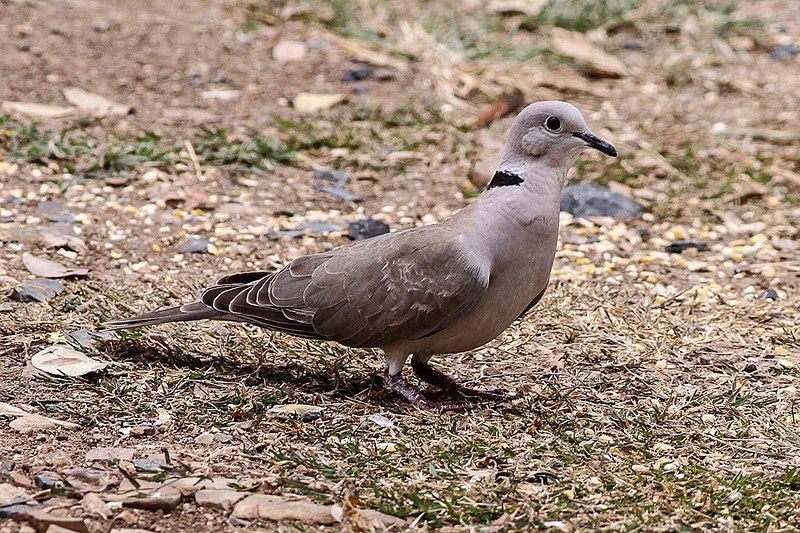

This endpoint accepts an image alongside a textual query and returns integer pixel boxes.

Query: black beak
[573,132,617,157]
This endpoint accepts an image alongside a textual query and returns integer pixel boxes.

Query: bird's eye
[544,116,562,132]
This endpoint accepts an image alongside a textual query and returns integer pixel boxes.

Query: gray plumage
[105,101,617,411]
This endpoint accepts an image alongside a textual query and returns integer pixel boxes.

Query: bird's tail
[103,301,222,330]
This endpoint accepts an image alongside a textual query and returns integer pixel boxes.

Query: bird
[105,101,617,412]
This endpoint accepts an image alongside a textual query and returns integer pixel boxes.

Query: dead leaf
[273,39,307,62]
[472,91,525,130]
[268,404,323,416]
[551,28,629,78]
[62,87,131,116]
[1,101,76,118]
[292,92,347,113]
[31,345,107,377]
[22,253,88,278]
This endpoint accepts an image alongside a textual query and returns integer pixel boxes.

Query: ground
[1,0,799,531]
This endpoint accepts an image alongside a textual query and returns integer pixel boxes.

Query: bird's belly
[397,261,552,356]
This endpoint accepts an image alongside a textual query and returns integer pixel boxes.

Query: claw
[410,360,509,403]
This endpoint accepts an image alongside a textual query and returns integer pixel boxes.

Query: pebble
[130,423,157,437]
[341,65,372,82]
[744,363,757,373]
[85,447,136,462]
[664,240,708,254]
[194,489,247,510]
[759,289,779,300]
[33,472,60,490]
[317,185,362,202]
[81,492,112,519]
[179,237,210,254]
[560,183,643,220]
[122,486,182,512]
[12,278,65,303]
[133,458,167,473]
[232,494,337,524]
[25,510,88,533]
[348,218,389,240]
[195,432,215,445]
[313,168,349,185]
[0,482,33,506]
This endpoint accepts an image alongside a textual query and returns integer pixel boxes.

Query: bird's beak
[573,131,617,157]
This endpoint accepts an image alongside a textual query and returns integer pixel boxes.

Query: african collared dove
[105,101,617,411]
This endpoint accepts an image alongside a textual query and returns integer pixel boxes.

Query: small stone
[272,39,307,62]
[560,183,643,220]
[65,468,116,492]
[34,472,60,490]
[352,85,368,94]
[232,494,336,524]
[313,168,349,185]
[296,220,344,234]
[195,489,247,511]
[132,458,166,473]
[0,503,38,519]
[366,413,393,428]
[664,240,708,254]
[122,486,181,512]
[25,510,89,533]
[64,329,118,350]
[621,39,646,50]
[0,482,33,506]
[179,237,209,254]
[85,447,136,462]
[317,185,362,202]
[744,363,757,373]
[341,65,372,82]
[374,69,396,81]
[81,492,111,519]
[268,404,323,421]
[348,219,389,240]
[129,424,157,437]
[164,477,237,497]
[770,44,800,60]
[12,278,65,303]
[759,289,779,301]
[194,432,215,445]
[10,415,57,434]
[37,201,73,223]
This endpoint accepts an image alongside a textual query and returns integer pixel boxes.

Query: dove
[105,101,617,411]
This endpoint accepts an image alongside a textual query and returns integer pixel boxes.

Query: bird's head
[499,101,616,176]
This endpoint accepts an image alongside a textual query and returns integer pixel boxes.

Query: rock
[34,472,60,490]
[744,363,757,373]
[25,510,88,533]
[296,220,344,234]
[0,482,33,506]
[179,237,210,254]
[1,101,76,119]
[759,289,779,300]
[770,44,800,60]
[64,329,117,350]
[268,404,323,421]
[162,107,216,123]
[10,415,57,433]
[164,477,237,497]
[80,493,111,519]
[194,432,215,445]
[43,526,82,533]
[31,345,106,377]
[65,469,116,492]
[352,85,368,94]
[664,241,708,254]
[341,65,372,82]
[0,223,86,252]
[129,423,157,437]
[292,92,347,114]
[132,458,166,473]
[110,530,155,533]
[22,253,89,278]
[231,494,337,524]
[0,503,37,518]
[200,89,240,101]
[62,87,131,116]
[348,218,389,240]
[374,68,396,81]
[317,185,362,202]
[12,278,65,303]
[121,486,181,512]
[194,489,247,511]
[85,447,136,462]
[313,168,349,185]
[560,183,643,220]
[37,201,73,223]
[621,39,646,50]
[272,39,307,62]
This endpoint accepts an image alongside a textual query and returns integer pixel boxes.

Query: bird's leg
[410,360,508,402]
[383,370,474,412]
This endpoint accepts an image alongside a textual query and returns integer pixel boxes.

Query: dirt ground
[1,0,799,531]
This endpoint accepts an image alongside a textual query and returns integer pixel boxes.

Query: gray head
[496,101,616,177]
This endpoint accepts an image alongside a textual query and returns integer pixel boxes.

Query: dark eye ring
[544,116,562,132]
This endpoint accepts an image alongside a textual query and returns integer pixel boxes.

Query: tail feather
[103,301,221,330]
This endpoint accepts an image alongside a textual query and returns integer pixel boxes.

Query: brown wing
[200,226,489,348]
